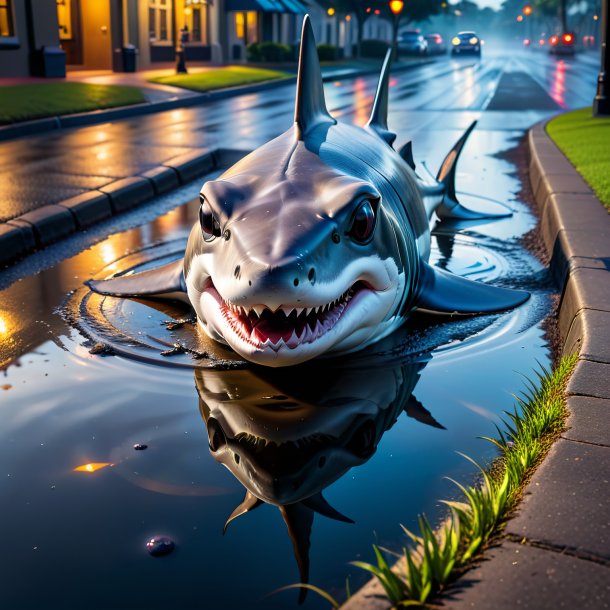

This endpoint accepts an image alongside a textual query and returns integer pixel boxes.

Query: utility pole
[593,0,609,115]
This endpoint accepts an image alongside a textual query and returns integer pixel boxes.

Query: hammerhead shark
[88,15,528,367]
[194,352,440,600]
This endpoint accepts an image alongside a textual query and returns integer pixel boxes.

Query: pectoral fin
[86,258,189,303]
[417,263,529,313]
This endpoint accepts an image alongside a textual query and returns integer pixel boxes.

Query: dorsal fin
[398,140,416,170]
[223,491,263,534]
[294,15,335,139]
[366,48,396,146]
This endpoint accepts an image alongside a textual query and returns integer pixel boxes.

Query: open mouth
[205,280,369,351]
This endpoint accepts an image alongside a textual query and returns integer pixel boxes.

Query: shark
[88,15,529,367]
[194,351,440,599]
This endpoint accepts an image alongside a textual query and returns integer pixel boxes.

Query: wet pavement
[0,48,601,610]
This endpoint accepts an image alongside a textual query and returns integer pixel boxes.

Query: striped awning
[224,0,307,13]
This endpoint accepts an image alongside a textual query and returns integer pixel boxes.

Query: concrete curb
[341,119,610,609]
[0,147,249,266]
[0,60,433,142]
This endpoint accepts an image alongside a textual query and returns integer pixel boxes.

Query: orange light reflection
[74,462,112,473]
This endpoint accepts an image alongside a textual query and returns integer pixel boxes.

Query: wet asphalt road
[0,48,599,224]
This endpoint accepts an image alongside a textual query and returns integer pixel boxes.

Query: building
[0,0,306,77]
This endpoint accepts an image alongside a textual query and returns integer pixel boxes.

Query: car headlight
[452,37,460,46]
[469,36,478,45]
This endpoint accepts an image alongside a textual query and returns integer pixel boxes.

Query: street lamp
[523,5,532,16]
[389,0,404,61]
[593,0,609,115]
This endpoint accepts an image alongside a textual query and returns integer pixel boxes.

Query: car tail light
[469,36,478,44]
[523,39,531,46]
[563,33,573,44]
[539,39,546,46]
[436,35,443,43]
[550,35,559,45]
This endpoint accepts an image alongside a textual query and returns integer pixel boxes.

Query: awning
[224,0,307,14]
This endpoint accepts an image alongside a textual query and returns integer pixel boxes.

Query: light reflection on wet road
[0,49,600,610]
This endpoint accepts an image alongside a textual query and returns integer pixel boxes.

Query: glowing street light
[327,7,335,16]
[523,5,533,16]
[517,14,524,22]
[389,0,405,60]
[389,0,404,15]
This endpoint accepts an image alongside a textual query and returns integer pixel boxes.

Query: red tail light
[523,39,531,46]
[539,39,546,46]
[562,33,573,44]
[550,36,559,45]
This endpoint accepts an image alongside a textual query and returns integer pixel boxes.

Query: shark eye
[347,200,377,244]
[199,197,222,242]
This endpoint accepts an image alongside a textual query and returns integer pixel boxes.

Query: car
[425,33,446,54]
[397,31,428,56]
[451,31,481,56]
[548,33,576,55]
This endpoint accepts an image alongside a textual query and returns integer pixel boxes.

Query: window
[149,0,172,42]
[56,0,72,40]
[0,0,14,37]
[184,2,209,44]
[235,11,258,45]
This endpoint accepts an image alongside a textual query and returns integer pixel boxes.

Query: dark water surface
[0,141,552,609]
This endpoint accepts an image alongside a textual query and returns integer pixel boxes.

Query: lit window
[0,0,14,37]
[149,0,172,42]
[56,0,72,40]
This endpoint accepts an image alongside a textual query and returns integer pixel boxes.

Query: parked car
[425,33,446,54]
[451,31,481,56]
[549,33,576,55]
[397,31,428,56]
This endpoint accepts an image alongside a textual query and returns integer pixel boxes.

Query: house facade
[0,0,306,77]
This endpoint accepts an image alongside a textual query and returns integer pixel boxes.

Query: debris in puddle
[163,315,196,330]
[89,342,114,356]
[133,443,148,451]
[160,343,185,357]
[146,536,175,557]
[1,384,11,391]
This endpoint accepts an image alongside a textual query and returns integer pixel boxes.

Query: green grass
[0,82,145,125]
[547,108,610,208]
[148,66,291,92]
[286,354,578,608]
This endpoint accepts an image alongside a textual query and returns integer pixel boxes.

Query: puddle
[0,156,553,609]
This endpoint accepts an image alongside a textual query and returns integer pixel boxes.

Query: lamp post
[593,0,609,115]
[389,0,405,61]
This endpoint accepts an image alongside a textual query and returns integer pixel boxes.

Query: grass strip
[287,354,578,608]
[148,66,291,92]
[546,108,610,209]
[0,83,145,125]
[353,354,578,607]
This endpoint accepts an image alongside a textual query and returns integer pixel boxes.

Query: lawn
[0,82,145,125]
[546,107,610,208]
[148,66,291,92]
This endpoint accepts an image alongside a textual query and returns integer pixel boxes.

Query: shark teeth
[220,282,366,350]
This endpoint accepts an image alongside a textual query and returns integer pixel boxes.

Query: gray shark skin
[194,353,440,597]
[88,15,529,367]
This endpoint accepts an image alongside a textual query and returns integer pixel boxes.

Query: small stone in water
[89,342,114,356]
[1,384,11,391]
[133,443,148,451]
[146,536,175,557]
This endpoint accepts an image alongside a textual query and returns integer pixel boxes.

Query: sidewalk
[342,120,610,610]
[0,58,433,265]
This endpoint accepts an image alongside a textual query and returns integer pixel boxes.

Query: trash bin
[122,44,138,72]
[39,46,66,78]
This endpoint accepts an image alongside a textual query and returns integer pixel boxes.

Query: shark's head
[184,18,422,367]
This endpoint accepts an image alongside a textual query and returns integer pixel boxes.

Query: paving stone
[507,438,610,559]
[541,192,610,256]
[17,205,76,247]
[445,541,610,610]
[566,359,610,400]
[5,218,36,252]
[564,396,610,447]
[139,166,180,195]
[0,223,29,265]
[163,149,215,183]
[99,177,154,213]
[56,191,113,228]
[550,228,610,289]
[564,309,610,365]
[558,268,610,340]
[534,172,593,207]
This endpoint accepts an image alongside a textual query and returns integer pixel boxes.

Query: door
[80,0,112,70]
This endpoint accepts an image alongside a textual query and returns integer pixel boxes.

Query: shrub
[317,43,339,61]
[246,42,262,62]
[354,39,390,58]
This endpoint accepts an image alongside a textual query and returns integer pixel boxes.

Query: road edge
[340,118,610,610]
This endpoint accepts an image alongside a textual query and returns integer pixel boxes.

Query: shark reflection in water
[194,352,442,598]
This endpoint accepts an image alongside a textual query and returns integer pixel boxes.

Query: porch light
[327,7,335,16]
